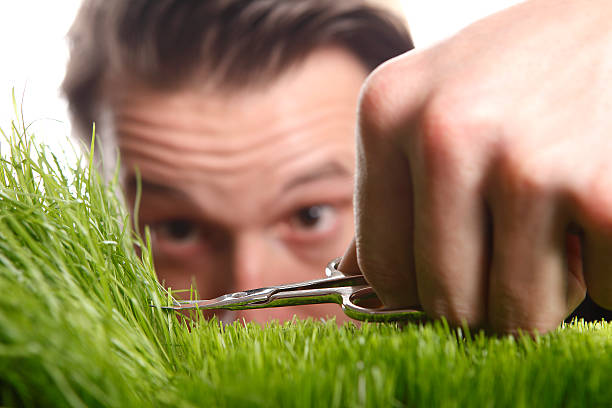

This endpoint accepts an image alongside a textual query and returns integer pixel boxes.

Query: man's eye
[155,219,200,242]
[290,205,336,230]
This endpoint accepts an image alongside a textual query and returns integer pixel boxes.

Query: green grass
[0,110,611,407]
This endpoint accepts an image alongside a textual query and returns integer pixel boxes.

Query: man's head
[63,0,413,323]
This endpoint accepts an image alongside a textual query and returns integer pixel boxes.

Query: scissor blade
[162,286,276,310]
[161,274,368,311]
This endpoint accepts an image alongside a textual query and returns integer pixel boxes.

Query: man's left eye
[290,204,336,231]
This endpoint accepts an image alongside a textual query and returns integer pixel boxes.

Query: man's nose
[231,232,269,290]
[230,233,301,323]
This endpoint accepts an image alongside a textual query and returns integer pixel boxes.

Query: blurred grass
[0,107,610,407]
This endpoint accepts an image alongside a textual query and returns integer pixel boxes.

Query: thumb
[338,238,361,275]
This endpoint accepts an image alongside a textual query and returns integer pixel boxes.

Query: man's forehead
[116,105,357,188]
[107,46,368,150]
[110,46,365,211]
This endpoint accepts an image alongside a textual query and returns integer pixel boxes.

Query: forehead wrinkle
[115,102,356,152]
[114,104,278,153]
[117,106,357,177]
[269,142,355,184]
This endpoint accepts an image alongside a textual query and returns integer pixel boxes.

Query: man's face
[108,47,367,323]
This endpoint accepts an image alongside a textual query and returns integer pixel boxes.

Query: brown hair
[62,0,414,143]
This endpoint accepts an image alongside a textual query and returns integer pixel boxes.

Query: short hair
[62,0,414,144]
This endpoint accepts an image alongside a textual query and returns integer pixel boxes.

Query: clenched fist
[342,0,612,333]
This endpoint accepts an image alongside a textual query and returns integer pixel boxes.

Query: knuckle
[358,60,403,139]
[418,95,467,171]
[420,81,495,141]
[416,88,494,179]
[492,148,555,200]
[358,53,425,143]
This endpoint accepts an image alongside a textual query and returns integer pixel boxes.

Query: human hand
[342,0,612,333]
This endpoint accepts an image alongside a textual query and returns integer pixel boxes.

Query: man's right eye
[153,219,200,243]
[148,219,206,259]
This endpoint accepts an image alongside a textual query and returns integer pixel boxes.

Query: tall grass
[0,110,610,407]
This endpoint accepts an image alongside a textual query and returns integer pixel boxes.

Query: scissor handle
[326,258,426,322]
[339,287,424,322]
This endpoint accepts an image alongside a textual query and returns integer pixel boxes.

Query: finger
[338,238,361,276]
[353,123,418,308]
[354,51,430,308]
[353,53,430,310]
[488,188,569,334]
[406,107,491,327]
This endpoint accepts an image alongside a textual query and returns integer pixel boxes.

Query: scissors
[159,258,425,322]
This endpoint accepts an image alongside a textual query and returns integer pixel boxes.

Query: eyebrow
[126,176,188,199]
[281,161,352,193]
[125,161,351,197]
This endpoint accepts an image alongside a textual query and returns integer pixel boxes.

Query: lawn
[0,114,610,407]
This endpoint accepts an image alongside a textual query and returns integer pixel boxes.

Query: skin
[106,47,367,324]
[341,0,612,334]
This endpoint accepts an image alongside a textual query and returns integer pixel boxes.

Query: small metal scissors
[160,258,425,322]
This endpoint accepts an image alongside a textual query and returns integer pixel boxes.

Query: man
[62,0,413,323]
[340,0,612,333]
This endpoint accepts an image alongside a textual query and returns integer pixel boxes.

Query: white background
[0,1,82,157]
[0,0,523,160]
